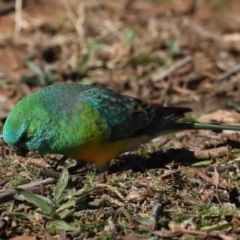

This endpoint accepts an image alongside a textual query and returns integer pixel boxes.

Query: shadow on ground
[109,139,240,173]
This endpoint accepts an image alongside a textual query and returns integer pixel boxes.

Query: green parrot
[3,83,240,170]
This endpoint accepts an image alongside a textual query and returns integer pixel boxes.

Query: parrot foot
[54,156,86,173]
[68,161,86,173]
[54,155,68,170]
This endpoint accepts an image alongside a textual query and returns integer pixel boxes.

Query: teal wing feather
[80,86,192,140]
[80,87,153,140]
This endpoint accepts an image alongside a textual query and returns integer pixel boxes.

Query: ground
[1,0,240,239]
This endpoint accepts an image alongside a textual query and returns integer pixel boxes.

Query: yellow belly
[66,138,135,169]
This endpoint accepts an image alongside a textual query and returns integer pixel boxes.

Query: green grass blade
[54,166,70,203]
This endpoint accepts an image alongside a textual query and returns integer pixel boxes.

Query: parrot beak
[10,146,28,157]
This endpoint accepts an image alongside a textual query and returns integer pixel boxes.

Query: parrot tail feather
[172,122,240,132]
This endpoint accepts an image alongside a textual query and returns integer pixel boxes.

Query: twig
[0,178,56,194]
[0,178,56,204]
[60,0,86,48]
[0,188,39,205]
[69,230,86,239]
[206,164,236,173]
[14,0,23,36]
[102,194,125,207]
[152,56,193,82]
[213,166,222,205]
[194,146,228,160]
[173,227,237,239]
[186,167,233,190]
[74,209,98,217]
[97,183,125,201]
[219,63,240,81]
[39,169,60,179]
[149,198,162,230]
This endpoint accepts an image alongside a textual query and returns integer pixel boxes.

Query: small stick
[152,56,193,82]
[219,63,240,81]
[206,164,236,173]
[97,183,125,201]
[194,146,228,160]
[186,167,233,190]
[14,0,23,36]
[149,198,162,230]
[0,178,55,204]
[173,227,237,239]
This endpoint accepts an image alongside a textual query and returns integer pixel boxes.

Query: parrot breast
[65,138,132,169]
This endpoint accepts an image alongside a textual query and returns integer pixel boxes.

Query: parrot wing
[80,87,191,141]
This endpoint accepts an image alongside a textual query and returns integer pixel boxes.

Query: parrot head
[3,112,30,156]
[3,94,53,156]
[3,101,30,156]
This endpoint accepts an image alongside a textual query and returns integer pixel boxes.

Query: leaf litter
[1,0,240,239]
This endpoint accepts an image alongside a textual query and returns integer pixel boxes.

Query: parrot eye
[11,146,18,151]
[20,132,28,142]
